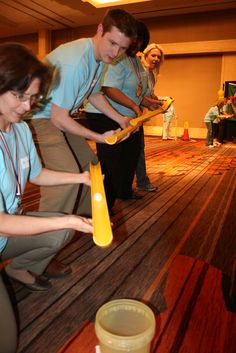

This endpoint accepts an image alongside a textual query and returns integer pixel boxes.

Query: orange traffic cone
[182,121,190,141]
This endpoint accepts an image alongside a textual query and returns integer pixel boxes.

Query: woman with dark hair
[0,43,93,353]
[85,21,161,210]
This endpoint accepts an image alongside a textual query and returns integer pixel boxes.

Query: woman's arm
[30,169,90,186]
[0,211,93,236]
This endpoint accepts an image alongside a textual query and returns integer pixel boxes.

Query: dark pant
[205,122,213,146]
[86,113,142,208]
[135,127,150,188]
[218,119,226,143]
[212,122,219,140]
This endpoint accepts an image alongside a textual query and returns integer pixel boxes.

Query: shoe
[8,273,52,291]
[121,192,143,200]
[43,259,72,279]
[207,145,214,148]
[137,184,158,192]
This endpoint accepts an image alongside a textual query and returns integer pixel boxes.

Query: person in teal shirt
[29,9,137,219]
[85,21,161,209]
[0,43,93,353]
[204,99,225,147]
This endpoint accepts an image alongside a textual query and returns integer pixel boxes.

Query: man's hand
[98,128,121,143]
[141,96,164,110]
[118,116,133,129]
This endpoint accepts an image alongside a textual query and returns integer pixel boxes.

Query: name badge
[20,156,29,170]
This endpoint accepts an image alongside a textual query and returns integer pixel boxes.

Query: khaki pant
[28,119,98,217]
[0,275,17,353]
[0,211,74,353]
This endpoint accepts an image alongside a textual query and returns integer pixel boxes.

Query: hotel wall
[0,9,235,138]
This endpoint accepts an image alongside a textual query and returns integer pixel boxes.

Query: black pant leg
[119,130,142,199]
[85,113,121,209]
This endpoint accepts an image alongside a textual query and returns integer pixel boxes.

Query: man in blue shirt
[30,9,137,217]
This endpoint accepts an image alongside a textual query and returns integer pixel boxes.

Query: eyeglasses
[10,91,43,104]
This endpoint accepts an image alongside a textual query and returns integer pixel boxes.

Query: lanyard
[71,62,101,114]
[148,70,156,95]
[129,56,142,84]
[0,125,22,197]
[128,56,143,97]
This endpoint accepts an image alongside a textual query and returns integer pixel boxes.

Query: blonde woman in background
[135,43,164,192]
[142,43,164,91]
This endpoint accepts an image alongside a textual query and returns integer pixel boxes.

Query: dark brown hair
[101,9,137,40]
[0,42,52,95]
[126,20,150,56]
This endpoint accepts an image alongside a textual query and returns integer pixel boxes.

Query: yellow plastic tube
[105,125,137,145]
[105,97,174,145]
[90,162,113,247]
[130,97,174,127]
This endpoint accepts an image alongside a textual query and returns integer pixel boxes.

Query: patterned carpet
[12,137,236,353]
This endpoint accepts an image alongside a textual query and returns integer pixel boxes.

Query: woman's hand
[80,171,91,186]
[68,215,93,234]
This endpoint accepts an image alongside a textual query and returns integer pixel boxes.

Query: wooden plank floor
[6,137,236,353]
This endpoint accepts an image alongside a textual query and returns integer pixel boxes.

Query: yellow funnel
[90,162,113,247]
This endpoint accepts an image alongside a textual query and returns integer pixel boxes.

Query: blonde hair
[142,43,164,75]
[143,43,164,61]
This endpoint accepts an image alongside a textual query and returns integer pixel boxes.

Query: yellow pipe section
[105,97,174,145]
[105,125,136,145]
[90,162,113,247]
[130,97,174,126]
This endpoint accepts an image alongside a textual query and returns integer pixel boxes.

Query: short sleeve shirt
[32,38,104,118]
[204,106,219,123]
[0,122,42,252]
[85,54,149,117]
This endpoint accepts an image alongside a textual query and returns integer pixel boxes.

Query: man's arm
[88,91,132,129]
[102,87,142,117]
[50,103,118,143]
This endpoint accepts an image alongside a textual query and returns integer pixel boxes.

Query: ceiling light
[82,0,151,9]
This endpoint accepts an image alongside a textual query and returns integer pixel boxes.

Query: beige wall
[142,9,236,137]
[49,11,236,138]
[145,55,222,133]
[147,10,236,43]
[0,9,235,138]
